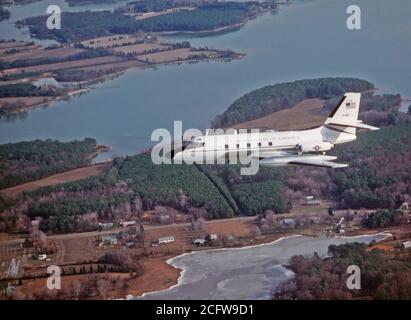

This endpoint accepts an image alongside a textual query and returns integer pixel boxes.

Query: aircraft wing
[286,158,348,168]
[259,154,348,168]
[250,150,290,159]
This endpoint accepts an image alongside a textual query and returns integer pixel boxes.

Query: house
[282,218,296,228]
[399,202,409,212]
[401,241,411,249]
[335,224,345,234]
[158,236,175,244]
[100,235,117,245]
[209,234,218,241]
[36,254,47,260]
[98,222,114,230]
[226,234,235,241]
[193,238,207,245]
[32,77,63,90]
[305,199,321,206]
[151,213,171,224]
[309,217,321,224]
[120,220,136,227]
[31,220,40,229]
[118,232,130,239]
[125,240,136,248]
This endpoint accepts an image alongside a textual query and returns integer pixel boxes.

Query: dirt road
[0,216,256,245]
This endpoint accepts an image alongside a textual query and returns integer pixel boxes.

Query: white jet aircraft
[172,92,378,168]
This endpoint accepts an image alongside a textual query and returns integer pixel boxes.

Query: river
[0,0,410,161]
[138,233,390,300]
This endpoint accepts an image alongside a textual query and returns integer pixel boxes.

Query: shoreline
[136,234,302,299]
[0,52,243,118]
[131,231,392,300]
[157,22,246,37]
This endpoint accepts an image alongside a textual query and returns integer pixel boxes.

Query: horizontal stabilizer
[326,121,379,131]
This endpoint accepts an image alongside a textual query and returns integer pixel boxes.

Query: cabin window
[236,144,240,148]
[268,142,273,146]
[225,144,229,149]
[258,142,262,147]
[247,143,251,148]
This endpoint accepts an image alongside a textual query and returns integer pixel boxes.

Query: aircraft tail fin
[323,92,378,136]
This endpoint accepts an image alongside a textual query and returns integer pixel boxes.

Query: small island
[21,1,279,42]
[0,1,283,115]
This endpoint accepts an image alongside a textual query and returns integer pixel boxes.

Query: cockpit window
[186,142,205,149]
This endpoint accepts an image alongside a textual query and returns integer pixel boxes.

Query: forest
[116,153,236,218]
[22,2,263,42]
[133,2,257,32]
[0,150,288,233]
[212,77,375,127]
[0,138,98,189]
[66,0,124,6]
[0,7,10,21]
[361,209,406,229]
[0,83,60,98]
[0,78,409,234]
[274,242,411,299]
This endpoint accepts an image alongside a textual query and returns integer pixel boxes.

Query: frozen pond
[139,233,389,300]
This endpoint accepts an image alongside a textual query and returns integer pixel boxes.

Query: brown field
[61,237,99,263]
[72,59,147,73]
[17,257,180,300]
[134,7,195,21]
[0,47,86,63]
[3,56,128,75]
[0,41,28,50]
[0,44,40,56]
[134,11,166,20]
[233,98,328,131]
[112,42,169,55]
[207,219,251,238]
[369,244,396,252]
[124,257,181,298]
[0,96,55,110]
[81,34,144,49]
[0,163,110,198]
[1,218,254,299]
[137,48,217,63]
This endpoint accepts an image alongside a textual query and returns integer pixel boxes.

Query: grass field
[0,46,86,63]
[3,56,128,75]
[81,34,144,49]
[233,98,328,131]
[138,48,217,63]
[112,42,169,55]
[0,163,110,198]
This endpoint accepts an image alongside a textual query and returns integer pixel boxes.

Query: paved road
[0,216,256,245]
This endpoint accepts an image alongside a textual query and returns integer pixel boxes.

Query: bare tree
[97,278,111,299]
[193,216,208,239]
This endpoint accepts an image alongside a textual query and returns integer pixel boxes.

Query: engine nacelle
[297,142,333,153]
